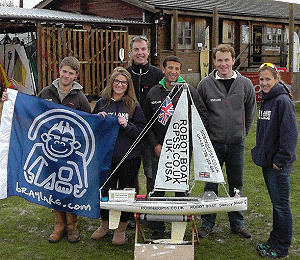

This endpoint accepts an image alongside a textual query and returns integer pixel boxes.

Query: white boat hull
[100,196,247,215]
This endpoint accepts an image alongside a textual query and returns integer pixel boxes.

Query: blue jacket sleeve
[273,99,298,167]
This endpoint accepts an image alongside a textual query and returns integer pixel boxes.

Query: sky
[13,0,41,8]
[12,0,300,9]
[276,0,300,3]
[11,0,300,9]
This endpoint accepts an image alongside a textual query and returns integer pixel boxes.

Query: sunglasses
[259,63,278,72]
[131,35,148,43]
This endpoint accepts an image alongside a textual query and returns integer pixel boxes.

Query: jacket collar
[159,76,186,89]
[131,61,150,74]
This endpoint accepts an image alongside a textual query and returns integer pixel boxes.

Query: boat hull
[100,196,247,215]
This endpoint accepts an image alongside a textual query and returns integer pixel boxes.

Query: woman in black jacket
[91,67,146,245]
[252,63,298,258]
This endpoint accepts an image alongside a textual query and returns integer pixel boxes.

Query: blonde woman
[252,63,298,258]
[91,67,146,245]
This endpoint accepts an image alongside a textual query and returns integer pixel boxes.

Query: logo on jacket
[258,110,271,120]
[210,98,221,102]
[151,100,162,105]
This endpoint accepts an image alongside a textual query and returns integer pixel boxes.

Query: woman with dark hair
[252,63,298,258]
[91,67,146,245]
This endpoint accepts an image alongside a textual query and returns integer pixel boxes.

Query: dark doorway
[253,25,262,64]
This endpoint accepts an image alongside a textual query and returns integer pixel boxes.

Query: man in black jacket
[127,36,164,195]
[143,56,209,240]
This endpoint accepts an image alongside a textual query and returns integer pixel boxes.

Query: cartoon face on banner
[22,109,96,199]
[42,121,81,158]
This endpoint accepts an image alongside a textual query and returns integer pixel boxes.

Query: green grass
[0,103,300,259]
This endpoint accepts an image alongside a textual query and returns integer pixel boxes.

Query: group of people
[1,35,298,258]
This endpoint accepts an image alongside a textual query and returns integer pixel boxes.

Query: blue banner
[0,90,119,219]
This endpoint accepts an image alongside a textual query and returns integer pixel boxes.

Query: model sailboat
[100,83,247,243]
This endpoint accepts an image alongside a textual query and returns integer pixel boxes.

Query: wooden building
[2,1,300,98]
[0,6,151,97]
[36,0,300,88]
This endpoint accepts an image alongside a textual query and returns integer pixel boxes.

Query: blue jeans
[262,165,293,256]
[201,142,245,230]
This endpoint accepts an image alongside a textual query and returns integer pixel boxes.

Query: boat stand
[134,214,199,260]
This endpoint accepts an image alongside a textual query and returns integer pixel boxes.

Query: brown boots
[49,210,80,243]
[66,213,80,243]
[91,221,128,245]
[49,210,66,243]
[112,221,128,246]
[49,211,127,245]
[91,220,109,240]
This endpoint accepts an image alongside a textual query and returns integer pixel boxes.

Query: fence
[36,23,129,98]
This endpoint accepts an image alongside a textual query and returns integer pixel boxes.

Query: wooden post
[84,25,91,95]
[36,22,43,92]
[289,3,294,72]
[173,10,178,57]
[212,7,219,50]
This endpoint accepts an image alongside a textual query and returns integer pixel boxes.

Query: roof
[33,0,300,22]
[0,6,149,25]
[140,0,300,20]
[35,0,155,12]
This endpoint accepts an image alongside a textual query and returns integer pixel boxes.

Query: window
[266,27,272,42]
[272,28,277,42]
[265,26,281,52]
[278,29,282,42]
[222,20,234,43]
[178,20,193,49]
[266,27,281,44]
[228,24,232,39]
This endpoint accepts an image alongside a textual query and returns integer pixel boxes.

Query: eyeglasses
[259,63,278,72]
[113,79,128,86]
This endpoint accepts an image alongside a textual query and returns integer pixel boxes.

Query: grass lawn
[0,102,299,259]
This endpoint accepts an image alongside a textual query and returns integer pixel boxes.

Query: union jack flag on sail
[158,96,174,125]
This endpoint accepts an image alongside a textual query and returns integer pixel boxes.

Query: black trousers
[101,157,141,222]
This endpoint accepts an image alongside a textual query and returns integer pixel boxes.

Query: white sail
[154,88,189,192]
[191,105,225,183]
[100,84,248,224]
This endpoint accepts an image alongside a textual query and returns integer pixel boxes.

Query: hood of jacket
[52,78,83,91]
[261,83,289,101]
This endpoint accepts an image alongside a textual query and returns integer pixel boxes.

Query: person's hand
[154,144,162,158]
[118,116,127,128]
[99,111,107,118]
[273,163,281,171]
[1,89,8,102]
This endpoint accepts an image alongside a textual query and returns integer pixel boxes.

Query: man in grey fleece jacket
[197,44,257,239]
